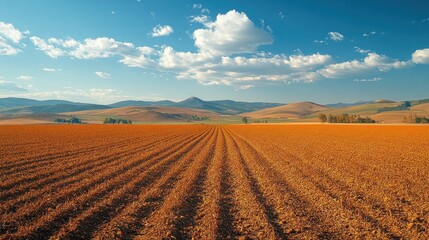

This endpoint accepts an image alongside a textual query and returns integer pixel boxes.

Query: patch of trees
[103,118,132,124]
[252,120,269,123]
[319,113,376,123]
[403,114,429,124]
[242,116,249,124]
[377,101,411,113]
[185,115,209,122]
[54,116,82,124]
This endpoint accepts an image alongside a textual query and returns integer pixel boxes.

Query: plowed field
[1,124,428,239]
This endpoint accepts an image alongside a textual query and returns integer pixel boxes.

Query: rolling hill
[109,100,175,108]
[110,97,282,115]
[244,102,329,119]
[0,97,77,109]
[63,106,218,123]
[0,104,112,115]
[1,97,429,124]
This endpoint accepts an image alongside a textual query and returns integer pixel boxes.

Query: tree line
[54,116,82,124]
[403,114,429,124]
[319,113,376,123]
[103,118,132,124]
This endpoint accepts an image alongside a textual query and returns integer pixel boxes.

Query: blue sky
[0,0,428,104]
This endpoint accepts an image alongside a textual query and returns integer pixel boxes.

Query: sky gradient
[0,0,428,104]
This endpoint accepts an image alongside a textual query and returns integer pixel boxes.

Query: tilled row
[1,124,428,239]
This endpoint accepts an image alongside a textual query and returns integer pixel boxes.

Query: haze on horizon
[0,0,428,105]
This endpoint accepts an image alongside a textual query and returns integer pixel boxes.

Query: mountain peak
[182,97,204,103]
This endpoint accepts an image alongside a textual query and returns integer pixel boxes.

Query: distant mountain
[0,97,76,109]
[0,103,111,115]
[109,100,175,108]
[244,101,329,119]
[326,101,372,108]
[110,97,283,115]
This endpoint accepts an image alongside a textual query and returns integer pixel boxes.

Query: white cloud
[190,15,210,25]
[354,77,381,82]
[279,12,285,19]
[411,48,429,64]
[119,46,158,68]
[354,46,371,54]
[0,80,29,92]
[0,36,20,55]
[319,52,410,78]
[0,21,24,43]
[363,31,377,37]
[30,36,64,58]
[159,46,215,69]
[24,12,423,89]
[328,32,344,41]
[193,3,202,9]
[43,67,61,72]
[150,25,173,37]
[17,75,33,81]
[0,21,25,55]
[314,40,324,44]
[95,71,111,79]
[5,88,126,104]
[193,10,272,55]
[201,8,210,14]
[71,37,135,59]
[237,85,254,90]
[176,53,331,85]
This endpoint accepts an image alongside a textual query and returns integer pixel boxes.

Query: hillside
[0,104,112,115]
[0,97,77,109]
[244,102,329,119]
[64,106,218,123]
[315,102,400,117]
[109,100,175,108]
[110,97,282,115]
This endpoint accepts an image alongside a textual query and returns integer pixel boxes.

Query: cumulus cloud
[17,75,33,81]
[159,46,215,69]
[0,37,20,55]
[328,31,344,41]
[190,15,210,25]
[176,53,332,85]
[150,25,173,37]
[95,71,111,79]
[0,80,28,92]
[412,48,429,64]
[0,21,24,43]
[193,10,272,55]
[25,11,423,88]
[30,36,64,58]
[319,52,410,78]
[0,21,25,55]
[31,36,157,68]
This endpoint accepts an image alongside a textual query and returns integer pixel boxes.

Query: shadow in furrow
[218,149,240,239]
[225,128,337,239]
[169,127,219,240]
[227,130,288,240]
[8,128,211,239]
